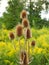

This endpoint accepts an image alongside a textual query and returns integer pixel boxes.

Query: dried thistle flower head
[23,51,28,65]
[20,51,28,65]
[31,41,35,47]
[20,10,27,19]
[20,51,24,61]
[25,28,31,39]
[9,32,15,40]
[16,24,23,37]
[22,18,29,28]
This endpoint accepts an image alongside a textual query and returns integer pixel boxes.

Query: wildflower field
[0,27,49,65]
[0,0,49,65]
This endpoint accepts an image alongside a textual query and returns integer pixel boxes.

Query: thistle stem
[19,38,22,52]
[28,40,29,58]
[27,39,31,62]
[24,38,27,51]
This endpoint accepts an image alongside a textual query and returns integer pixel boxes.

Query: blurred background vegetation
[0,0,49,29]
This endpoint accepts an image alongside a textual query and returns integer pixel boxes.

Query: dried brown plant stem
[18,37,21,59]
[24,38,27,51]
[27,40,33,65]
[20,51,28,65]
[27,40,30,60]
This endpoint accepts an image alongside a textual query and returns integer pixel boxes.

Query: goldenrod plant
[0,26,49,65]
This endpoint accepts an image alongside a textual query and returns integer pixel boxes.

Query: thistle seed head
[9,32,15,40]
[16,24,23,37]
[23,51,28,65]
[22,18,29,28]
[20,51,24,61]
[20,10,27,19]
[20,51,28,65]
[25,28,31,39]
[31,40,35,47]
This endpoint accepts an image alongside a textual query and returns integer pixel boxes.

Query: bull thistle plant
[9,10,36,65]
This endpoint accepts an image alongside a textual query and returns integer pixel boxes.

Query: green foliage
[46,60,49,65]
[0,0,49,29]
[30,54,48,65]
[3,0,24,29]
[0,18,3,29]
[26,0,49,28]
[0,0,49,65]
